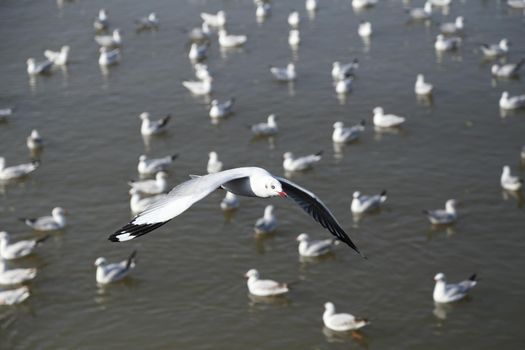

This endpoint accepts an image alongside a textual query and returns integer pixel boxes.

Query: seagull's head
[0,231,8,241]
[500,39,510,49]
[52,207,67,217]
[283,152,293,160]
[264,178,286,198]
[244,269,259,279]
[333,121,344,129]
[296,233,309,242]
[30,129,40,138]
[267,114,277,123]
[287,63,295,72]
[491,64,500,75]
[208,151,218,160]
[445,199,457,212]
[211,99,218,106]
[373,106,384,115]
[324,302,335,312]
[61,45,70,53]
[0,157,5,169]
[501,91,509,100]
[156,172,168,180]
[333,61,340,69]
[26,58,35,66]
[139,155,147,162]
[353,191,361,199]
[139,112,150,120]
[417,74,424,82]
[94,257,107,267]
[436,34,444,41]
[434,273,446,282]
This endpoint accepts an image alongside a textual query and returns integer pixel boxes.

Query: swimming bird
[129,172,169,195]
[507,0,525,9]
[270,63,296,81]
[254,204,277,234]
[207,151,223,174]
[256,1,271,18]
[0,157,39,181]
[44,45,70,65]
[182,77,213,95]
[137,154,178,175]
[415,74,434,95]
[440,16,464,35]
[98,47,120,66]
[109,167,363,256]
[194,63,212,81]
[200,11,226,27]
[423,199,457,225]
[430,0,451,5]
[94,29,122,47]
[358,21,372,37]
[491,59,525,78]
[335,77,353,94]
[94,250,137,284]
[220,191,239,211]
[136,13,159,31]
[139,112,170,136]
[332,121,365,143]
[331,60,359,81]
[93,9,109,31]
[21,207,67,231]
[433,273,477,303]
[351,190,387,214]
[251,114,278,136]
[26,58,53,75]
[323,302,369,332]
[0,231,49,260]
[373,107,406,128]
[288,29,301,47]
[209,98,234,119]
[480,39,510,58]
[218,29,247,48]
[188,43,208,61]
[0,286,30,305]
[501,165,523,191]
[288,11,300,28]
[130,190,167,214]
[408,1,432,20]
[26,130,43,152]
[0,108,14,121]
[306,0,318,11]
[189,22,212,42]
[0,260,37,285]
[296,233,339,257]
[245,269,289,296]
[499,92,525,110]
[352,0,378,9]
[434,34,461,51]
[283,151,322,172]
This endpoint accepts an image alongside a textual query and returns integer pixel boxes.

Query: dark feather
[108,221,169,242]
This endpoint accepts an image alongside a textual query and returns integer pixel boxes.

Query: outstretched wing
[275,176,364,258]
[109,169,252,242]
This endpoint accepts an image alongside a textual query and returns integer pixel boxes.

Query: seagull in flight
[109,167,363,257]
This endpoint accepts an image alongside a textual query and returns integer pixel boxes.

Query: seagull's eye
[271,185,275,189]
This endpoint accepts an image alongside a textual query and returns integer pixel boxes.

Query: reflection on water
[322,326,369,348]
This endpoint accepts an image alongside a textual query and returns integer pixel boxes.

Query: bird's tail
[159,114,171,127]
[360,119,366,126]
[126,250,138,269]
[468,273,477,281]
[422,210,430,215]
[315,150,324,157]
[19,217,36,225]
[380,190,387,202]
[170,153,179,161]
[36,235,51,245]
[515,58,525,72]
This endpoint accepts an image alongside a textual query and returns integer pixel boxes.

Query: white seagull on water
[209,98,234,119]
[491,59,525,79]
[26,58,53,75]
[245,269,289,297]
[136,13,159,30]
[351,190,387,214]
[323,302,369,332]
[200,11,226,28]
[296,233,339,257]
[0,231,49,260]
[501,165,523,191]
[254,204,277,234]
[433,272,477,303]
[130,190,167,214]
[480,39,510,58]
[26,129,44,151]
[283,151,322,172]
[358,21,372,37]
[332,121,365,143]
[0,157,39,181]
[435,34,461,51]
[108,167,364,256]
[94,29,122,47]
[250,114,278,136]
[139,112,170,136]
[373,107,406,128]
[218,29,247,48]
[44,45,70,66]
[499,92,525,110]
[98,47,120,66]
[408,1,432,20]
[129,172,169,195]
[207,151,223,174]
[331,60,359,81]
[182,77,213,95]
[440,16,464,35]
[423,199,457,225]
[94,250,137,284]
[0,260,37,285]
[188,43,208,62]
[270,63,296,82]
[21,207,67,231]
[137,154,178,175]
[288,11,300,28]
[415,74,434,95]
[94,9,109,31]
[220,191,239,211]
[0,286,30,305]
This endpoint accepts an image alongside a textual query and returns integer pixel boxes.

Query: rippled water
[1,0,525,349]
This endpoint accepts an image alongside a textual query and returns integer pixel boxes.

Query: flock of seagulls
[1,0,523,341]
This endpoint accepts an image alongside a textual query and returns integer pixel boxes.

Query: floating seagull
[194,63,212,81]
[373,107,406,128]
[408,1,432,20]
[254,204,277,234]
[507,0,525,9]
[139,112,170,136]
[245,269,289,296]
[0,157,39,181]
[220,191,239,211]
[288,29,301,47]
[209,98,234,119]
[98,47,120,66]
[283,151,322,172]
[415,74,434,95]
[480,39,510,58]
[256,1,271,18]
[423,199,457,225]
[323,302,370,332]
[94,8,109,31]
[0,108,14,121]
[94,250,137,284]
[130,190,166,214]
[188,42,208,61]
[207,151,223,174]
[200,11,226,27]
[26,130,44,151]
[430,0,451,6]
[0,286,30,305]
[129,172,169,195]
[296,233,339,257]
[501,165,523,191]
[21,207,67,231]
[306,0,318,11]
[351,190,387,214]
[352,0,377,9]
[94,29,122,48]
[499,92,525,110]
[270,63,296,81]
[218,29,247,48]
[434,34,461,51]
[335,77,353,94]
[44,45,70,66]
[433,273,477,303]
[331,60,359,81]
[138,154,178,175]
[26,58,53,75]
[136,13,159,31]
[0,231,49,260]
[189,22,211,43]
[491,59,525,78]
[332,121,365,143]
[250,114,278,136]
[109,167,363,256]
[0,260,37,285]
[358,21,372,37]
[288,11,300,28]
[440,16,464,35]
[182,77,213,95]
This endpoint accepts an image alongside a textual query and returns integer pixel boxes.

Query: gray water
[1,0,525,349]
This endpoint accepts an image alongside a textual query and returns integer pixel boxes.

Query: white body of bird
[44,45,70,65]
[22,207,67,231]
[323,302,369,332]
[296,233,339,257]
[373,107,406,128]
[0,231,48,260]
[480,39,510,58]
[331,60,359,81]
[95,29,122,47]
[251,114,278,136]
[351,190,387,214]
[94,250,137,284]
[245,269,289,296]
[140,112,170,136]
[26,58,53,75]
[182,77,213,95]
[440,16,464,35]
[306,0,318,11]
[26,129,43,151]
[352,0,377,9]
[501,165,523,191]
[433,272,477,303]
[94,8,109,31]
[358,22,372,37]
[0,260,37,285]
[283,151,322,172]
[254,205,277,234]
[98,47,120,66]
[270,63,296,81]
[130,190,167,214]
[415,74,434,95]
[0,286,30,305]
[499,92,525,110]
[207,151,223,174]
[209,98,234,119]
[491,60,524,78]
[410,2,432,20]
[200,11,226,27]
[288,11,300,28]
[137,154,178,175]
[288,29,301,47]
[335,77,353,94]
[434,34,461,51]
[332,121,365,143]
[129,172,169,195]
[220,191,239,211]
[189,43,208,61]
[218,30,247,48]
[423,199,458,225]
[0,157,39,181]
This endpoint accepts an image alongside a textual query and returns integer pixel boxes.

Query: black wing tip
[360,119,366,126]
[108,221,169,242]
[422,209,430,215]
[469,273,477,281]
[36,235,51,244]
[316,150,324,156]
[380,190,387,197]
[171,153,179,161]
[126,249,138,268]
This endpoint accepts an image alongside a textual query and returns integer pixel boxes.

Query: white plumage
[283,151,322,172]
[0,260,37,285]
[0,231,49,260]
[499,92,525,110]
[332,121,365,143]
[501,165,523,191]
[270,63,296,82]
[207,151,223,174]
[251,114,278,136]
[0,157,39,181]
[209,98,234,119]
[423,199,458,225]
[94,29,122,47]
[182,77,213,95]
[22,207,67,231]
[433,272,477,303]
[351,190,387,214]
[26,58,53,75]
[98,47,121,66]
[415,74,434,95]
[434,34,461,51]
[245,269,289,297]
[137,154,178,175]
[200,11,226,27]
[44,45,70,65]
[220,191,239,211]
[373,107,406,128]
[323,302,369,332]
[0,286,30,305]
[331,60,359,81]
[296,233,339,257]
[94,250,137,284]
[139,112,170,136]
[129,172,169,195]
[254,205,277,234]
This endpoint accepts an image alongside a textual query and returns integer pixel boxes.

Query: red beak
[278,191,287,198]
